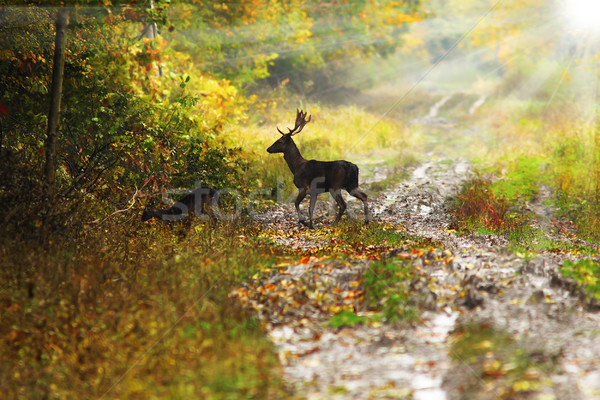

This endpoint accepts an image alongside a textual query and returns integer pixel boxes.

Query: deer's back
[142,188,216,222]
[295,160,359,191]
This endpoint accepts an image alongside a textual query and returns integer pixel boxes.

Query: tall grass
[548,121,600,239]
[449,177,529,235]
[221,104,423,195]
[467,95,600,240]
[0,220,289,399]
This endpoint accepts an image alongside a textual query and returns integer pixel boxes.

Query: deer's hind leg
[295,187,310,227]
[349,188,369,224]
[307,191,319,229]
[330,189,347,225]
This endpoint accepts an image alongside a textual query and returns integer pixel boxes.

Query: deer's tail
[342,161,360,190]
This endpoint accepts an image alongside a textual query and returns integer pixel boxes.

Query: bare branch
[90,184,144,225]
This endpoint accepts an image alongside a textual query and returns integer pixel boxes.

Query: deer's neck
[283,141,306,174]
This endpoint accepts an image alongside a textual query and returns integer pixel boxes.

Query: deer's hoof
[299,220,310,227]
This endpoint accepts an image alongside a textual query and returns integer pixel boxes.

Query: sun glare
[564,0,600,34]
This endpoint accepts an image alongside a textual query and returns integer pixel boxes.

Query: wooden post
[44,7,69,192]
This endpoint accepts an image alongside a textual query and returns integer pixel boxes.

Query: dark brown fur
[141,188,217,224]
[267,110,369,228]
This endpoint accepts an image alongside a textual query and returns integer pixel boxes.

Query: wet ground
[234,95,600,399]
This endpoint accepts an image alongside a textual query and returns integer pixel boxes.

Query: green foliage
[451,155,546,243]
[467,94,600,241]
[506,227,599,259]
[450,177,529,235]
[560,259,600,301]
[328,310,369,327]
[548,123,600,240]
[0,1,426,240]
[489,156,540,201]
[166,0,424,90]
[0,220,289,399]
[362,259,420,323]
[0,5,249,238]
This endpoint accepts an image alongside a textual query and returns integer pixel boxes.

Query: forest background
[1,0,599,398]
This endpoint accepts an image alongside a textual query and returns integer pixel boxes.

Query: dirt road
[236,96,600,399]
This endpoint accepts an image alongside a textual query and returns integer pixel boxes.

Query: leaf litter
[233,155,600,399]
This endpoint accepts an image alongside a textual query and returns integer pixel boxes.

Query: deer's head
[267,109,311,154]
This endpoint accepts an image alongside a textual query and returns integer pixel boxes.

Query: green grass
[560,259,600,302]
[449,177,530,235]
[487,156,541,201]
[362,259,421,323]
[221,104,423,197]
[450,153,546,237]
[328,310,370,328]
[451,148,600,260]
[507,226,600,259]
[447,153,597,258]
[467,95,600,241]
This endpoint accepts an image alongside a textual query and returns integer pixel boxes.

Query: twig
[90,183,144,225]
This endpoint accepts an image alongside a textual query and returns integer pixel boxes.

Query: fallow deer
[141,188,217,224]
[267,109,369,228]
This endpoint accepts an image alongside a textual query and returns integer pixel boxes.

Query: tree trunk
[44,7,69,192]
[139,0,163,77]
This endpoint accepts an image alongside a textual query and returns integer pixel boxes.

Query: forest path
[236,94,600,399]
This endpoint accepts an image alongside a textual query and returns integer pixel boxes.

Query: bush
[450,177,528,234]
[0,7,248,240]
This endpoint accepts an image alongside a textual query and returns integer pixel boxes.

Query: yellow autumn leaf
[329,305,342,313]
[513,380,536,392]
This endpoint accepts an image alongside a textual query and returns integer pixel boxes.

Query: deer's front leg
[331,189,346,225]
[307,191,318,229]
[295,187,309,226]
[350,188,369,224]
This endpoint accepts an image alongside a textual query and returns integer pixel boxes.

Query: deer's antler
[277,109,311,136]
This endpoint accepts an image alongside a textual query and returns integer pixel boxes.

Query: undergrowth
[0,219,290,400]
[362,258,421,323]
[471,96,600,241]
[449,164,598,256]
[506,228,599,259]
[292,221,440,259]
[449,177,529,235]
[560,259,600,302]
